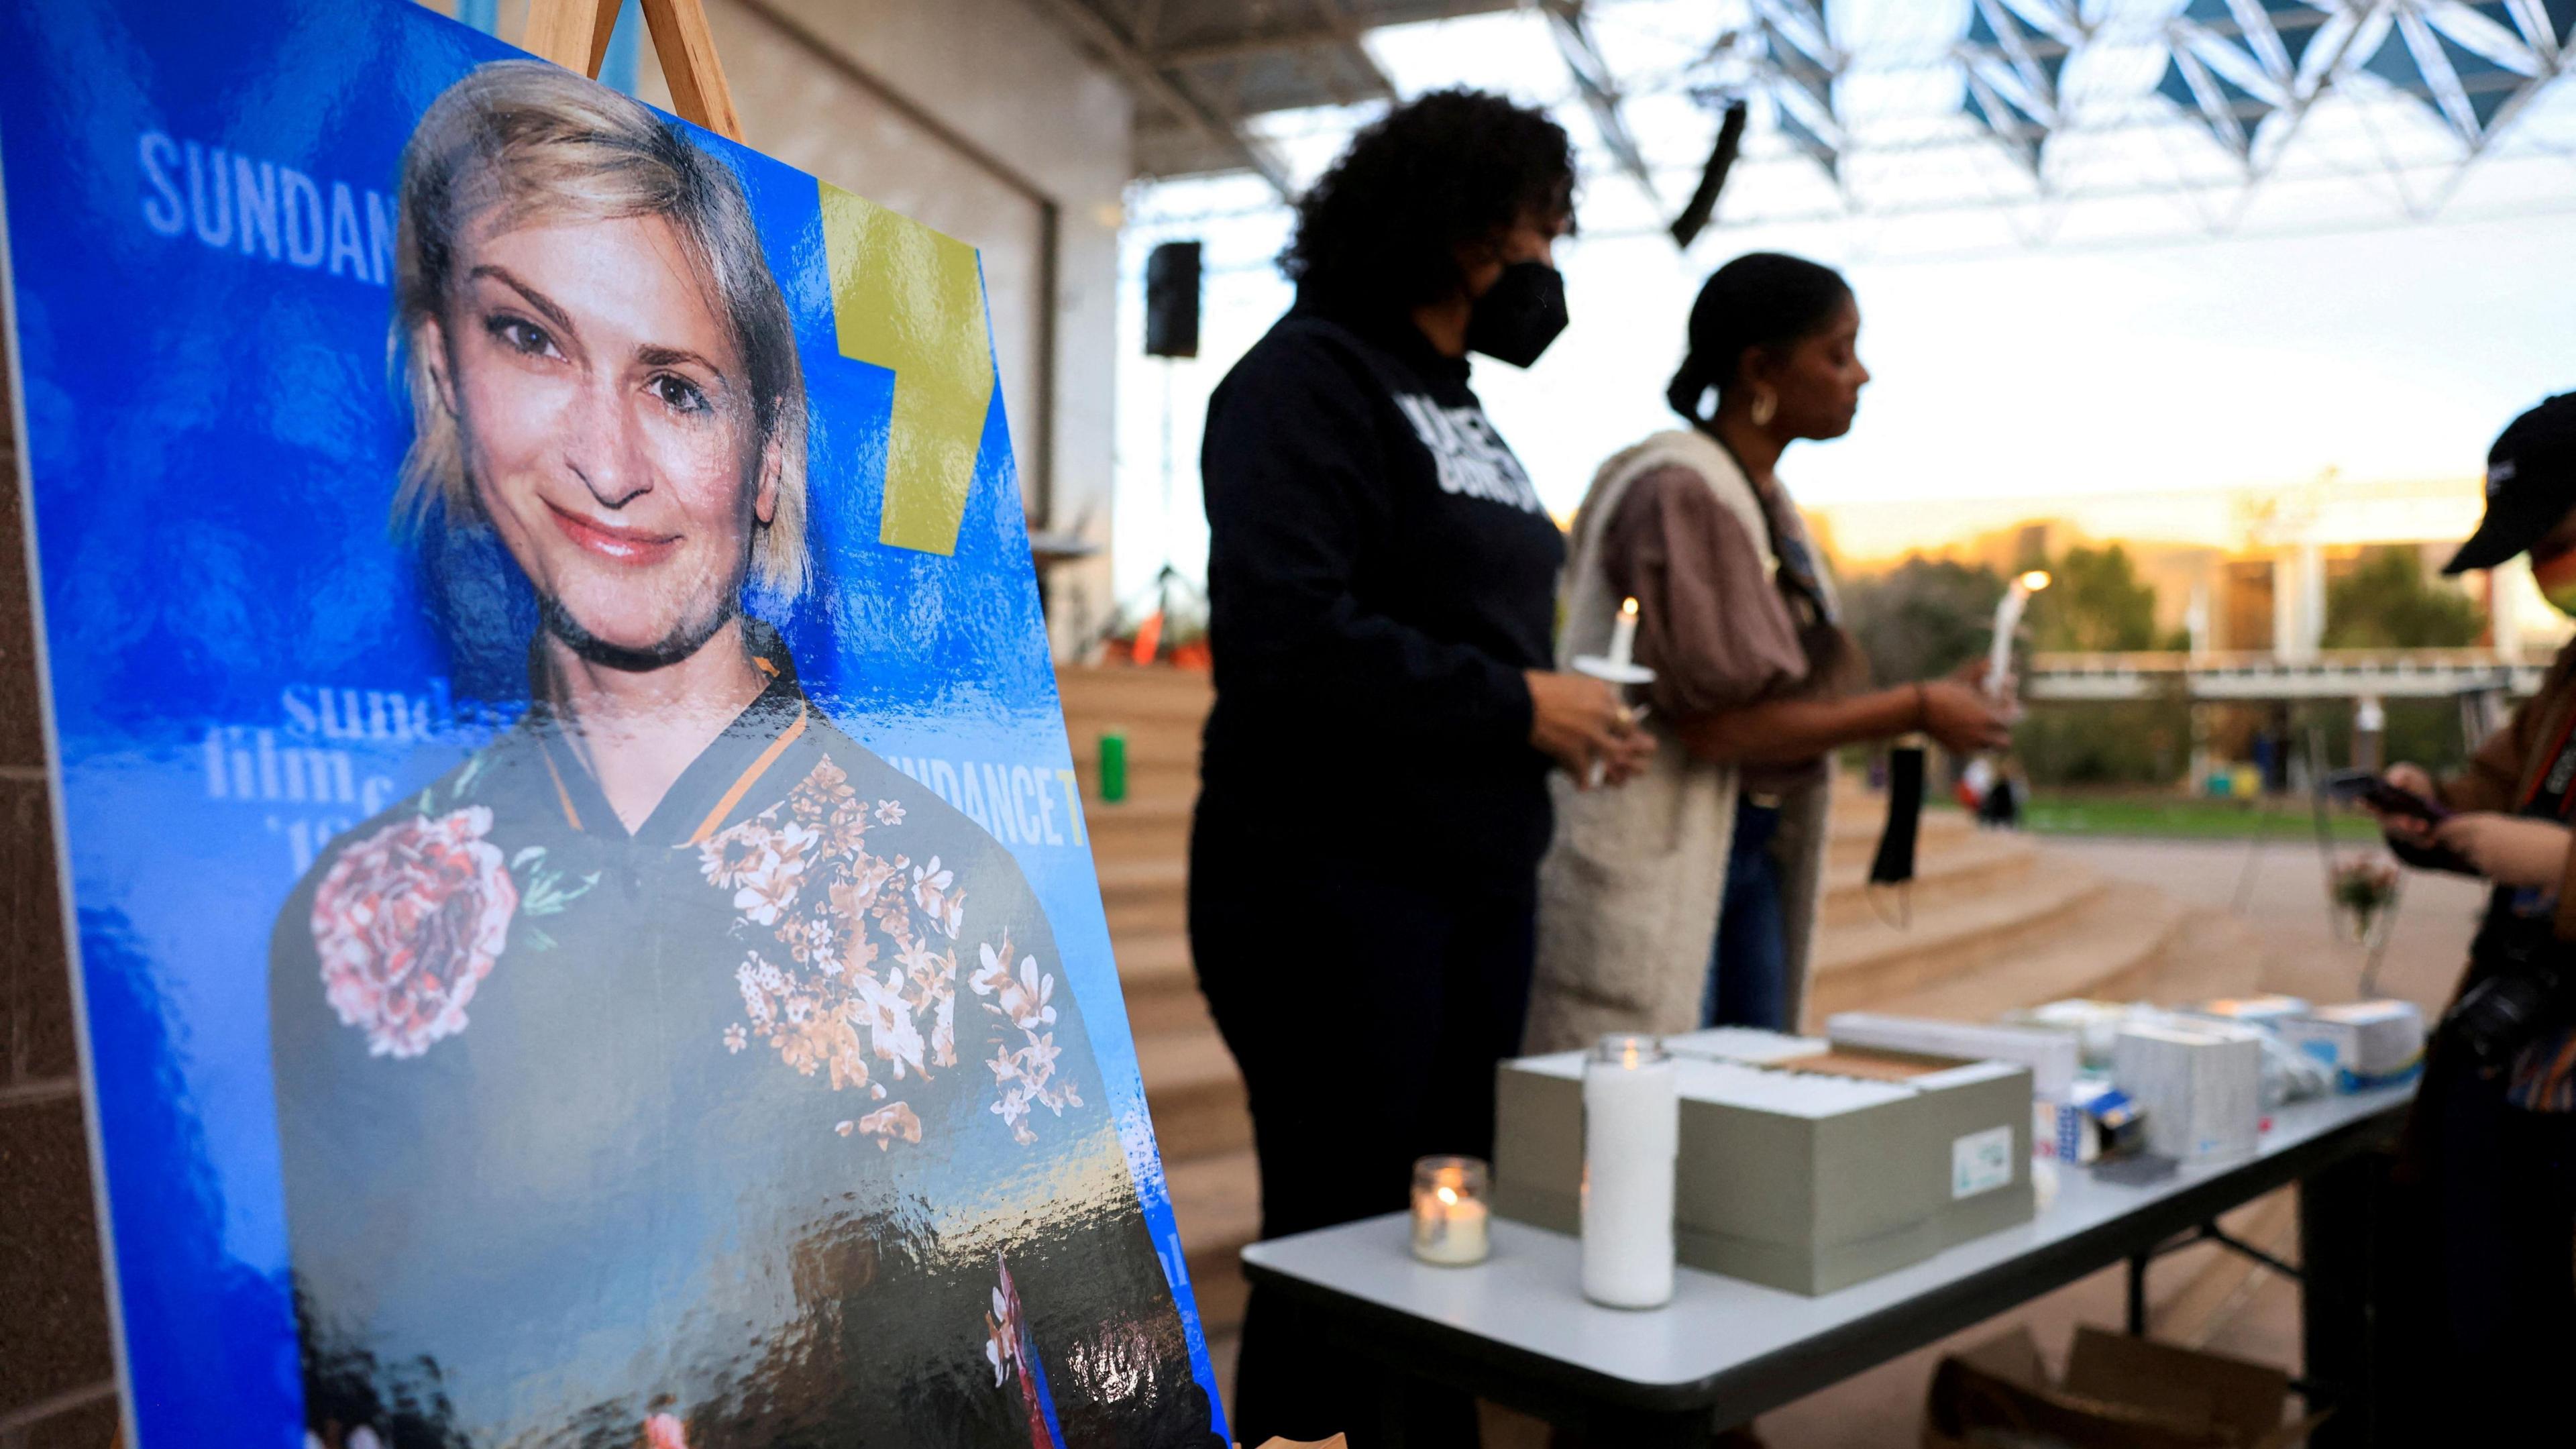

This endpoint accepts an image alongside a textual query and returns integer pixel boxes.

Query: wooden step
[1083,795,1194,863]
[1114,928,1195,992]
[1805,862,2111,1020]
[1070,757,1203,808]
[1106,898,1187,945]
[1114,932,1212,1034]
[1063,717,1206,771]
[1832,879,2188,1022]
[1136,1027,1250,1161]
[1055,665,1216,724]
[1168,1147,1260,1336]
[1124,984,1215,1036]
[1099,857,1187,914]
[1819,831,2038,930]
[1825,804,1974,867]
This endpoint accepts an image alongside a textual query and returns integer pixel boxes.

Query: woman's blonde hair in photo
[390,60,810,602]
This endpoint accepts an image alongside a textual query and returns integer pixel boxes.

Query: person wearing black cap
[2368,392,2576,1432]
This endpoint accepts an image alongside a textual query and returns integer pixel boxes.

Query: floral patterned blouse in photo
[268,626,1220,1449]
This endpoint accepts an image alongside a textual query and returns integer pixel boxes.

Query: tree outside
[2321,547,2484,649]
[2031,544,2159,653]
[1836,539,2488,795]
[1837,555,2005,688]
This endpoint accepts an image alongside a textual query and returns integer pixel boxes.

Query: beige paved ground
[2056,835,2485,1017]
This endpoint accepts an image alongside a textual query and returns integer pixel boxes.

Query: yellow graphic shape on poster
[820,182,996,557]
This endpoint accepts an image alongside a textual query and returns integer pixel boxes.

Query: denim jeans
[1702,801,1788,1030]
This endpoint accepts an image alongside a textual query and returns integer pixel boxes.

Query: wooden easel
[523,0,743,141]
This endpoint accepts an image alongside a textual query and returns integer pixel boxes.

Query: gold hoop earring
[1750,387,1778,429]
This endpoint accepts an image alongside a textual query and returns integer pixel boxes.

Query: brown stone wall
[1,353,123,1446]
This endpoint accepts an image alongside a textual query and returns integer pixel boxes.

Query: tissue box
[1492,1044,2032,1295]
[2114,1024,2263,1163]
[2280,1001,2426,1090]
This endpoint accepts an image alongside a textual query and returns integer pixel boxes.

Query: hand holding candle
[1570,596,1655,788]
[1573,598,1654,689]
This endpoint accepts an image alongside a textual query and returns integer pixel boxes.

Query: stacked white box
[1662,1026,1831,1065]
[2112,1023,2263,1163]
[2279,1002,2426,1090]
[1824,1014,2082,1099]
[2003,1000,2137,1071]
[2188,996,2312,1030]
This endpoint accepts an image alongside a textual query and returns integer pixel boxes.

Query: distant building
[1809,472,2568,661]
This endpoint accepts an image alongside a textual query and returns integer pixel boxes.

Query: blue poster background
[0,0,1218,1440]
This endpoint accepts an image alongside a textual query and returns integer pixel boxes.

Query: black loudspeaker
[1144,240,1201,358]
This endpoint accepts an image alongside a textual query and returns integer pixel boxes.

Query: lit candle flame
[1436,1185,1460,1207]
[1620,596,1640,619]
[2019,570,2051,592]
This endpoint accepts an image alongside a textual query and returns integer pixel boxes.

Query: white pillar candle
[1986,571,2049,701]
[1580,1034,1678,1309]
[1607,596,1640,672]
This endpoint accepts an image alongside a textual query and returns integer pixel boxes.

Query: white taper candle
[1986,571,2049,702]
[1607,596,1640,672]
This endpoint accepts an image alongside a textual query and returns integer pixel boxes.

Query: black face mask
[1463,260,1568,368]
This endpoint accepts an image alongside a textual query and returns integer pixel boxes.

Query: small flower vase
[2329,857,2400,951]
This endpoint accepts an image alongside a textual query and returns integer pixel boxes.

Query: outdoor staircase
[1055,667,1258,1334]
[1809,798,2196,1023]
[1053,666,2261,1352]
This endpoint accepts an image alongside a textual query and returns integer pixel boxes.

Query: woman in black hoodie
[1191,89,1647,1448]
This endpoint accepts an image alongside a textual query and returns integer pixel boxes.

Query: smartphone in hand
[2322,768,2453,823]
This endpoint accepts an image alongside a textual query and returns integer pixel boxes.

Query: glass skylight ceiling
[1131,0,2576,260]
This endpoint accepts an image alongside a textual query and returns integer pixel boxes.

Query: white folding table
[1240,1084,2414,1447]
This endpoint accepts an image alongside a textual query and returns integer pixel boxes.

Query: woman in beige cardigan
[1528,254,2012,1050]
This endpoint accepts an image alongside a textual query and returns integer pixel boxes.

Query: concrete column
[2272,543,2326,663]
[2188,700,2213,795]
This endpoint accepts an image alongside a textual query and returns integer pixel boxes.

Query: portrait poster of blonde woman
[0,1,1222,1444]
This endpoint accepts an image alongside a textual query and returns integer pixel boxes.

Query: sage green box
[1491,1045,2033,1296]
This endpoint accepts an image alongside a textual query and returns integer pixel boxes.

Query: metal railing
[2023,648,2552,701]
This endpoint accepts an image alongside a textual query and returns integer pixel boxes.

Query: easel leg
[521,0,743,140]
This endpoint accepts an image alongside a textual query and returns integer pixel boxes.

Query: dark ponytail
[1667,252,1853,425]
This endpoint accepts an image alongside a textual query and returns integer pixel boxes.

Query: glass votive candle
[1410,1155,1492,1267]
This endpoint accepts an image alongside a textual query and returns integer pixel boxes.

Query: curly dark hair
[1281,89,1576,320]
